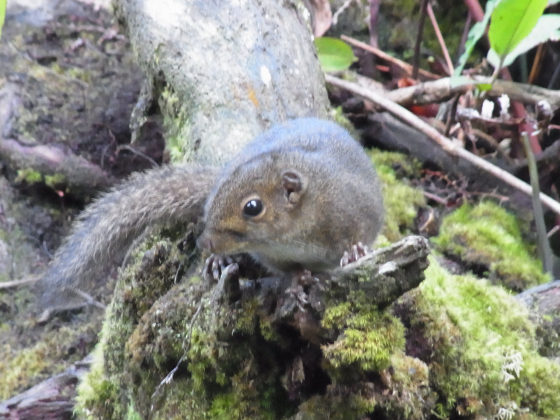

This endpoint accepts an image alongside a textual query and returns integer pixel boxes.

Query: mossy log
[74,234,431,420]
[516,280,560,359]
[0,236,431,420]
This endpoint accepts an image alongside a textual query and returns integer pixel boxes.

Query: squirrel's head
[197,151,310,262]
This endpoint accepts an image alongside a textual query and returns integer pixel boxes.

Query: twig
[0,276,40,289]
[369,0,379,49]
[367,0,380,77]
[547,61,560,89]
[444,93,460,137]
[422,191,448,205]
[426,2,453,75]
[151,301,203,408]
[381,76,560,109]
[471,128,514,164]
[521,132,553,274]
[463,0,484,21]
[324,74,560,216]
[341,35,440,80]
[116,144,158,167]
[412,0,429,79]
[37,289,106,323]
[528,44,544,85]
[72,289,107,309]
[332,0,354,25]
[457,11,472,61]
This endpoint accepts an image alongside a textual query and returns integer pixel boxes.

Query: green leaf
[0,0,6,40]
[488,14,560,67]
[454,0,500,76]
[477,83,493,91]
[450,76,494,91]
[314,37,357,73]
[488,0,548,67]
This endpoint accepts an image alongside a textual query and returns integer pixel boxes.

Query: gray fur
[39,165,218,308]
[202,118,384,273]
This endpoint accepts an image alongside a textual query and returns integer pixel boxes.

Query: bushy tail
[39,164,218,308]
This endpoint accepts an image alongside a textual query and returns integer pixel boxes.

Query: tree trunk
[114,0,330,164]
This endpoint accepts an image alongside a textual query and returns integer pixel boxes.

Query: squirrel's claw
[285,270,318,312]
[203,254,234,283]
[340,242,370,267]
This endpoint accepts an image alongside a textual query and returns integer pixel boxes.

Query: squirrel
[38,118,384,309]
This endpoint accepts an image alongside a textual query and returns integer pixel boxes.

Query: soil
[0,0,164,400]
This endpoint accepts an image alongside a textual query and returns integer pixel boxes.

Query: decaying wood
[517,279,560,311]
[0,138,115,192]
[0,356,92,420]
[330,235,430,308]
[273,236,431,341]
[516,280,560,359]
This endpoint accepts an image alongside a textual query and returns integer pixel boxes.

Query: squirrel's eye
[243,199,264,217]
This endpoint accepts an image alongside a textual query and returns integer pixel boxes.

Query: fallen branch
[426,2,453,75]
[0,356,92,419]
[325,74,560,216]
[0,276,39,289]
[383,76,560,109]
[0,138,115,193]
[330,235,430,308]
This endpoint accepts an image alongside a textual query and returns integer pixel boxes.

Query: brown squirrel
[39,118,384,308]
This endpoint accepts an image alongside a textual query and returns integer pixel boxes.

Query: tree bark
[114,0,330,164]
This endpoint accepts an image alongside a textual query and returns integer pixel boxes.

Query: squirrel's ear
[281,170,306,206]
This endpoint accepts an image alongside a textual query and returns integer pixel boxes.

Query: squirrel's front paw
[285,270,319,312]
[340,242,370,267]
[203,254,235,283]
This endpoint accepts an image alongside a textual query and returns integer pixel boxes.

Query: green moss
[44,173,67,189]
[519,356,560,418]
[75,344,121,420]
[330,108,359,138]
[14,169,66,190]
[15,168,43,184]
[322,297,405,375]
[159,87,193,163]
[125,404,143,420]
[77,233,298,419]
[369,150,425,242]
[370,149,422,178]
[413,258,560,418]
[0,345,52,398]
[0,311,102,401]
[76,237,183,419]
[208,379,276,420]
[432,201,550,291]
[298,391,377,420]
